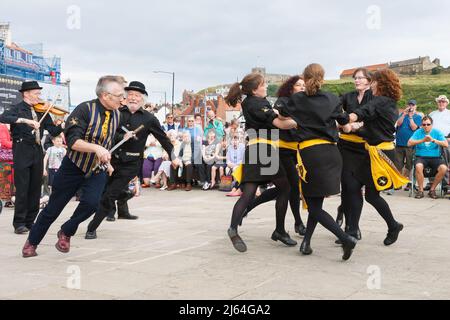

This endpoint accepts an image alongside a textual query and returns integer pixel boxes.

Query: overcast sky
[1,0,450,105]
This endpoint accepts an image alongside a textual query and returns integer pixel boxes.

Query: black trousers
[12,142,43,229]
[87,160,138,232]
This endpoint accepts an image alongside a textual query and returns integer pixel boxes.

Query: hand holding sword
[86,125,145,177]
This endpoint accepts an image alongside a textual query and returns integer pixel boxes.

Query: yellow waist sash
[232,138,277,184]
[341,133,409,190]
[365,141,409,191]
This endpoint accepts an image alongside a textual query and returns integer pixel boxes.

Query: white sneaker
[150,179,156,185]
[202,182,210,190]
[160,185,168,191]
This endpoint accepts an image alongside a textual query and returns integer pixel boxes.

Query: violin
[33,102,69,117]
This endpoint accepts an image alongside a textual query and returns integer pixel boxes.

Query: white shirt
[430,108,450,136]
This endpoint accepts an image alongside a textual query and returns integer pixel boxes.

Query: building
[0,23,62,83]
[340,63,389,79]
[340,56,442,78]
[251,67,291,85]
[389,56,440,75]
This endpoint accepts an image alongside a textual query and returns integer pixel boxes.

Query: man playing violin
[0,81,64,234]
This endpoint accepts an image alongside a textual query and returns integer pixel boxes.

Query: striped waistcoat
[68,100,120,173]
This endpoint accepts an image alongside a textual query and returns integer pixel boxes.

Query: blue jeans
[28,156,107,246]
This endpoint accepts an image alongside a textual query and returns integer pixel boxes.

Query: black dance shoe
[341,235,358,261]
[299,240,313,255]
[118,214,138,220]
[228,228,247,253]
[271,230,297,247]
[336,205,344,227]
[384,223,404,246]
[335,228,362,244]
[85,230,97,240]
[294,223,307,236]
[106,216,116,222]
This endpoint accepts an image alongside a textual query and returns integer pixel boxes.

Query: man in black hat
[85,81,175,240]
[0,81,63,234]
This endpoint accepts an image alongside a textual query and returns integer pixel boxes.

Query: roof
[6,42,33,55]
[340,63,389,77]
[390,56,429,68]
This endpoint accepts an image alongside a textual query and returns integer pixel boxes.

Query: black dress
[352,96,399,187]
[282,90,349,197]
[240,95,286,184]
[338,90,373,176]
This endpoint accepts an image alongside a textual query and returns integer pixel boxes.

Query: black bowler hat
[19,81,43,93]
[125,81,148,96]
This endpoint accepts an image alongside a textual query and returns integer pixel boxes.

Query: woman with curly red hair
[347,68,407,246]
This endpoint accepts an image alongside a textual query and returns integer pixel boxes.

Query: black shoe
[336,205,344,227]
[227,228,247,253]
[294,223,307,236]
[106,216,116,222]
[271,230,297,246]
[355,229,362,241]
[118,214,138,220]
[424,183,432,191]
[384,223,404,246]
[85,230,97,240]
[14,226,29,235]
[342,235,358,261]
[299,240,313,255]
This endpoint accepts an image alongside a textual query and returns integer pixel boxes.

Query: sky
[1,0,450,105]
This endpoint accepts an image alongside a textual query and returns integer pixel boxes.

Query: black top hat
[19,81,43,93]
[125,81,148,96]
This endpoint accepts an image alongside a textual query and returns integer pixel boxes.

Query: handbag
[219,175,233,192]
[0,149,13,162]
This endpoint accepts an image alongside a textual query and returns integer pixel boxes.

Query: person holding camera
[395,99,422,191]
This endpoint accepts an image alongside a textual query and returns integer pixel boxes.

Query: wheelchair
[409,147,449,198]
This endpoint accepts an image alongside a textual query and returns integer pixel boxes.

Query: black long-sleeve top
[0,101,63,144]
[281,90,349,143]
[353,96,398,146]
[113,106,174,162]
[340,89,373,138]
[274,97,301,142]
[242,95,278,140]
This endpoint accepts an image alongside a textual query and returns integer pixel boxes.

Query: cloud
[1,0,449,105]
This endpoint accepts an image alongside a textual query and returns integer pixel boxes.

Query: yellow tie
[102,111,111,138]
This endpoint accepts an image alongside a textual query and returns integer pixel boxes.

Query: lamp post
[153,71,175,115]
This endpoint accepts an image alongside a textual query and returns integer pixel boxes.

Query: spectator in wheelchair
[408,116,449,199]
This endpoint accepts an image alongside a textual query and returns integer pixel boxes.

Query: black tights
[230,177,290,234]
[245,153,303,226]
[303,197,348,244]
[341,170,364,235]
[342,171,398,234]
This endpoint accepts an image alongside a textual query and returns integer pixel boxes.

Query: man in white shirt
[430,95,450,191]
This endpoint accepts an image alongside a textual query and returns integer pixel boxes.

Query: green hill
[323,74,450,114]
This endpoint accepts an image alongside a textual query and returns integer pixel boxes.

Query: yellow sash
[340,134,409,191]
[365,142,409,191]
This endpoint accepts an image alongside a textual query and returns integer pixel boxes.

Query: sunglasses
[422,123,432,127]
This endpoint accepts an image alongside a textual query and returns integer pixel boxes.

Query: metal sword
[86,124,145,177]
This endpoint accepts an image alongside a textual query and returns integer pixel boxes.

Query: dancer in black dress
[281,64,357,260]
[336,68,374,241]
[242,76,307,236]
[225,73,299,253]
[346,69,407,246]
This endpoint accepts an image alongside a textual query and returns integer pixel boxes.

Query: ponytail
[303,63,325,96]
[225,82,242,107]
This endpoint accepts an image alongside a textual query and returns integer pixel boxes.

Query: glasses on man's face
[422,123,432,127]
[108,92,125,99]
[438,101,447,103]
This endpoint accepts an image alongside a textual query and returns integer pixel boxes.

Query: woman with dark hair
[335,68,374,241]
[346,69,407,246]
[241,75,307,236]
[281,63,357,260]
[225,73,298,253]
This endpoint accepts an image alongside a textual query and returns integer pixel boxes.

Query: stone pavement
[0,188,449,300]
